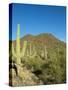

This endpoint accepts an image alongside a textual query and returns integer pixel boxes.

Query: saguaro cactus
[26,42,36,58]
[40,45,47,59]
[44,45,47,59]
[12,24,27,65]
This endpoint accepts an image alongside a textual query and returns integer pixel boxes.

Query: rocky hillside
[9,33,66,86]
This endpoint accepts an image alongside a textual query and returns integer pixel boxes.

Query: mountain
[12,33,65,48]
[12,33,66,60]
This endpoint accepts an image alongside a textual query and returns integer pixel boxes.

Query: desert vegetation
[9,24,66,86]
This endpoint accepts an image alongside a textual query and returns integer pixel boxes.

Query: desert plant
[44,46,47,59]
[12,24,27,65]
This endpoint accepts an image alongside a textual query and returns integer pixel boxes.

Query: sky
[9,3,66,41]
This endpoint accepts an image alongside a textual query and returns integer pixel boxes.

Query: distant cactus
[26,42,36,58]
[40,45,47,59]
[30,43,32,56]
[30,43,37,58]
[44,45,47,59]
[32,44,36,57]
[41,50,44,58]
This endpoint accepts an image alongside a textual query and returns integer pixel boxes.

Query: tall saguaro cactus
[12,24,27,65]
[16,24,21,65]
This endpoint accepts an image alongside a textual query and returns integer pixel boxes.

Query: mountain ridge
[11,33,65,50]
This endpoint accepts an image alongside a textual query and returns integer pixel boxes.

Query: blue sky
[9,3,66,41]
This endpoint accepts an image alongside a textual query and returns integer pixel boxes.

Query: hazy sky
[9,3,66,41]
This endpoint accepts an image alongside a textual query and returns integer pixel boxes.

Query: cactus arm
[29,44,36,58]
[21,41,27,57]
